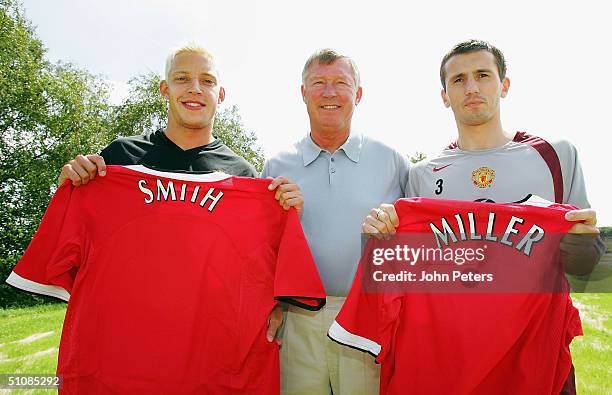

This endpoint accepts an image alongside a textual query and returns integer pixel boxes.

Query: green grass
[0,298,610,394]
[570,293,612,395]
[0,303,65,394]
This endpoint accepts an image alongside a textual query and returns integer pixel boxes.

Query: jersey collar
[300,132,363,166]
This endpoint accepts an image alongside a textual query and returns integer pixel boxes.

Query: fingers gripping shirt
[6,165,325,395]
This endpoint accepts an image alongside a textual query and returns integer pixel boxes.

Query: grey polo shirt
[262,133,410,296]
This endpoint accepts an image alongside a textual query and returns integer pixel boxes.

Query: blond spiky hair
[164,43,216,81]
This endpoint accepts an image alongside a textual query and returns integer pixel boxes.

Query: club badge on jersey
[471,167,495,188]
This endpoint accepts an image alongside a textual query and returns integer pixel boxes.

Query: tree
[213,106,264,171]
[410,151,427,164]
[0,1,115,306]
[109,73,167,139]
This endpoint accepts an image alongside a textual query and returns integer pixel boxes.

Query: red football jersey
[7,165,326,394]
[329,197,582,395]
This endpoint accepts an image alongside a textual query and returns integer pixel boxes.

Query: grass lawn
[570,293,612,395]
[1,296,610,394]
[0,304,65,394]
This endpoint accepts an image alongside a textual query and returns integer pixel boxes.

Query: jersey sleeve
[273,208,326,310]
[552,139,590,208]
[393,148,411,198]
[100,139,121,165]
[5,183,84,301]
[406,161,427,198]
[328,264,402,364]
[260,159,272,178]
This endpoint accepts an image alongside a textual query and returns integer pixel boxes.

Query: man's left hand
[565,208,599,234]
[562,208,604,276]
[266,304,284,345]
[267,177,304,217]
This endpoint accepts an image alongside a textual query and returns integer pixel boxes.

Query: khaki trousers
[280,297,380,395]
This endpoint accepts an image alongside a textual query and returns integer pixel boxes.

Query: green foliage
[214,106,264,171]
[410,151,427,163]
[1,0,116,307]
[599,227,612,239]
[109,73,167,138]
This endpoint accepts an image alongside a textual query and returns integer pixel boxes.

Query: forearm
[561,234,606,276]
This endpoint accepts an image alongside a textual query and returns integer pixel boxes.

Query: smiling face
[441,50,509,127]
[301,58,362,136]
[160,51,225,133]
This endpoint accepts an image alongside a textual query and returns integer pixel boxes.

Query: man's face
[160,52,224,131]
[301,58,362,134]
[441,50,509,127]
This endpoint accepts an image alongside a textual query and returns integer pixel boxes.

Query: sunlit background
[21,0,611,224]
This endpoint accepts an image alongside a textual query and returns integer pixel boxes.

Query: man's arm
[562,209,604,275]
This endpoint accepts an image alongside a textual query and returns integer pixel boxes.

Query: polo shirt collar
[300,132,363,166]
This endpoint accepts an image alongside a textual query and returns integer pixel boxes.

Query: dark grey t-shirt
[101,129,258,177]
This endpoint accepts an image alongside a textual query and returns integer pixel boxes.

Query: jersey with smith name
[6,165,325,395]
[409,132,589,207]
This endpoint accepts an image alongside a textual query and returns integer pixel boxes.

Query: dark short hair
[439,40,506,90]
[302,48,360,87]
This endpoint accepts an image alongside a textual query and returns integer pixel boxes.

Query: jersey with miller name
[329,198,582,395]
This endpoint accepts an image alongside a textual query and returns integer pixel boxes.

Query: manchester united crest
[472,167,495,188]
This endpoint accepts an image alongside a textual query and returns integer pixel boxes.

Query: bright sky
[21,0,612,225]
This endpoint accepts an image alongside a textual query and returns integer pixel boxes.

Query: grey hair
[302,48,360,87]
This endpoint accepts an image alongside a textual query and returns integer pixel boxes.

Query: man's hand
[562,208,603,275]
[59,154,106,186]
[362,203,398,239]
[267,177,304,217]
[565,208,599,234]
[266,304,284,345]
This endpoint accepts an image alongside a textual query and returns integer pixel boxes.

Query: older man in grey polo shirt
[262,49,410,395]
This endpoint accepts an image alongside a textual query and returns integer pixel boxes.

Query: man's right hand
[361,203,399,239]
[59,154,106,186]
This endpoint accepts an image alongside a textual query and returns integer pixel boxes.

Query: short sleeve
[394,149,411,198]
[328,264,402,364]
[5,183,83,301]
[273,208,326,310]
[260,160,271,178]
[552,140,590,208]
[406,163,423,198]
